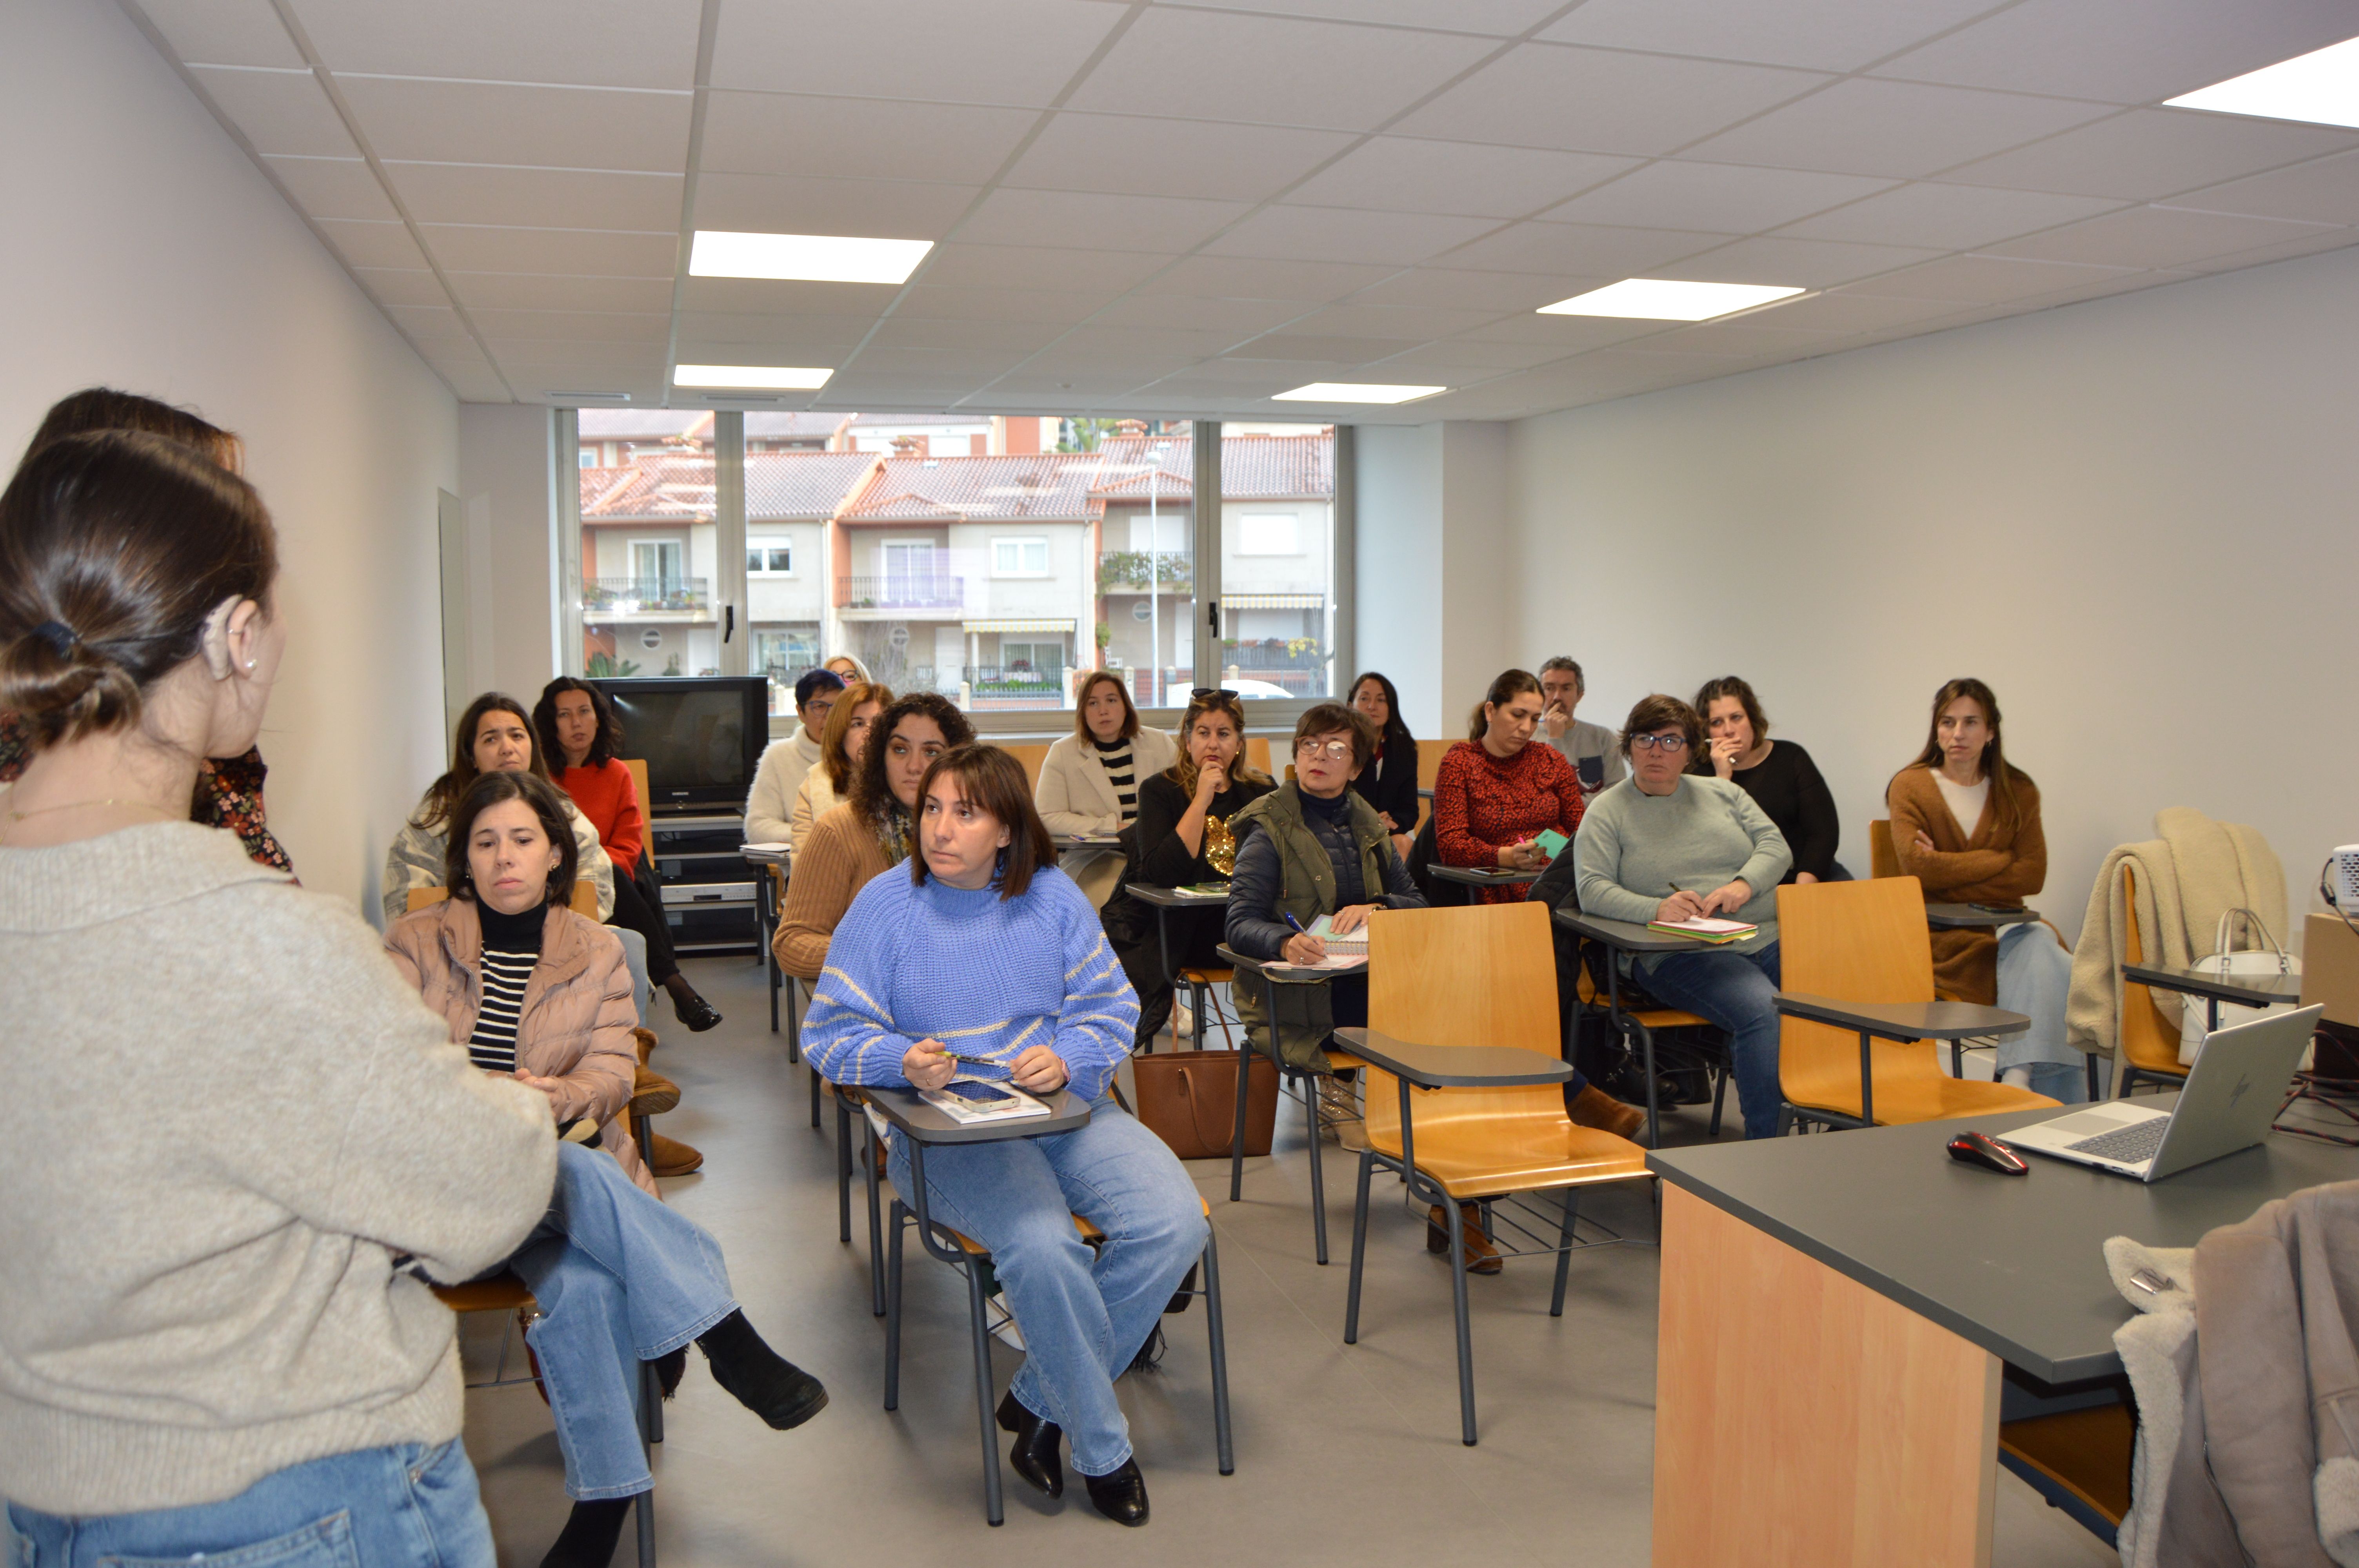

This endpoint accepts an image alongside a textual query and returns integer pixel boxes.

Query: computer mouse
[1946,1131,2028,1175]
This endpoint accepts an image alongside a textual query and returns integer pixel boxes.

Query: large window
[565,410,1345,729]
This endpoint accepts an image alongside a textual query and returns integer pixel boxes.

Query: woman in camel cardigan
[1887,678,2084,1102]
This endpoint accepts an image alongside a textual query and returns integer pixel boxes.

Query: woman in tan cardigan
[385,771,829,1567]
[776,691,974,980]
[1888,678,2083,1102]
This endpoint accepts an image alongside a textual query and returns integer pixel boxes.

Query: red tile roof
[1093,433,1334,501]
[746,453,878,519]
[836,454,1103,523]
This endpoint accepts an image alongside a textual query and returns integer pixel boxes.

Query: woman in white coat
[1034,671,1177,908]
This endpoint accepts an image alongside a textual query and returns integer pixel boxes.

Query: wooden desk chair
[433,1274,661,1565]
[1775,877,2059,1129]
[1997,1404,2132,1549]
[622,757,651,817]
[1176,965,1233,1049]
[1346,903,1651,1445]
[1413,739,1445,830]
[1868,817,1900,879]
[1570,961,1729,1146]
[1243,735,1272,779]
[2114,862,2190,1097]
[407,882,601,918]
[1003,743,1050,792]
[881,1192,1234,1524]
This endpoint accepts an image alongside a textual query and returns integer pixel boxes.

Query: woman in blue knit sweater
[803,744,1205,1528]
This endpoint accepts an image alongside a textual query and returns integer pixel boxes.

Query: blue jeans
[1995,923,2083,1101]
[500,1143,737,1499]
[888,1099,1207,1477]
[7,1439,492,1568]
[1639,942,1784,1140]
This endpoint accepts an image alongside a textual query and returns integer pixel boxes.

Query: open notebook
[1645,915,1757,944]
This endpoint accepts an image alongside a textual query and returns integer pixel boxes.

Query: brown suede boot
[1569,1082,1646,1140]
[649,1132,704,1176]
[1425,1203,1502,1275]
[631,1064,681,1117]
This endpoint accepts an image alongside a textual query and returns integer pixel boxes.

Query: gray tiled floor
[460,957,2119,1566]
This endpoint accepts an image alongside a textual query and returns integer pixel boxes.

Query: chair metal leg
[883,1199,906,1410]
[783,975,801,1063]
[965,1256,1005,1526]
[1343,1150,1375,1344]
[863,1120,886,1318]
[808,1062,821,1129]
[644,1350,664,1445]
[1228,1041,1250,1203]
[2087,1053,2103,1101]
[635,1359,658,1567]
[1708,1062,1729,1138]
[1776,1102,1796,1137]
[1443,1198,1477,1446]
[1636,1020,1661,1149]
[1201,1232,1234,1476]
[1550,1190,1579,1318]
[1305,1072,1329,1266]
[834,1095,853,1245]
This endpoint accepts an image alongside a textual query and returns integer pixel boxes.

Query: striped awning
[1220,593,1325,611]
[962,618,1076,633]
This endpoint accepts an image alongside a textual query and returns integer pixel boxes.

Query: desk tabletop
[1774,991,2032,1041]
[1552,907,1697,953]
[1216,943,1359,985]
[1429,864,1540,888]
[1926,902,2040,929]
[740,844,789,867]
[1129,883,1230,908]
[861,1085,1091,1144]
[2123,962,2304,1009]
[1053,834,1122,851]
[1649,1100,2358,1384]
[1333,1028,1574,1087]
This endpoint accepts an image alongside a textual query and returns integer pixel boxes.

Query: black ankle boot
[997,1388,1063,1497]
[651,1345,687,1399]
[696,1310,827,1429]
[669,985,722,1032]
[538,1496,635,1568]
[1083,1458,1149,1526]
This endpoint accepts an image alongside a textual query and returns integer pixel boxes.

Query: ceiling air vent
[548,390,630,402]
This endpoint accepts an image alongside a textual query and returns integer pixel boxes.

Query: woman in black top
[1692,675,1843,882]
[1102,689,1274,1045]
[1346,670,1419,859]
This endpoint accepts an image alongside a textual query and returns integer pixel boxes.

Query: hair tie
[31,621,79,659]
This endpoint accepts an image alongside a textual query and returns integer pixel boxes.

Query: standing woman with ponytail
[1887,678,2082,1102]
[0,432,552,1563]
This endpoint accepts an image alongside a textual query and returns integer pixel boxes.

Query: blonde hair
[819,680,892,793]
[1168,690,1268,796]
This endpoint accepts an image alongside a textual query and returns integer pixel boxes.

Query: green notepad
[1533,829,1568,861]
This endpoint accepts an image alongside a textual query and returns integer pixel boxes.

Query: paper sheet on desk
[741,841,789,853]
[1269,954,1368,973]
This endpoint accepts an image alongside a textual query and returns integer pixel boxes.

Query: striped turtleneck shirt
[1092,734,1140,822]
[467,900,546,1073]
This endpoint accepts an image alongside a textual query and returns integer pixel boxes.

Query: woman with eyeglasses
[1572,694,1792,1140]
[1430,668,1586,905]
[1101,688,1273,1045]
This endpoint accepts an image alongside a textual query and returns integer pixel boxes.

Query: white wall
[2,0,458,915]
[1503,244,2359,946]
[458,405,561,713]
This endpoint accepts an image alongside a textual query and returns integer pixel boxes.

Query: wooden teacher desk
[1646,1103,2354,1566]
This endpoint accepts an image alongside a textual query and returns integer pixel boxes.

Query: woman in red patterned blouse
[1431,668,1585,905]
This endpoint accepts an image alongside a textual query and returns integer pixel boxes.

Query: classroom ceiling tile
[2172,225,2359,274]
[1849,253,2137,303]
[1535,0,1998,74]
[1130,255,1399,301]
[1088,295,1312,334]
[1345,267,1590,313]
[913,246,1177,294]
[1200,207,1499,266]
[445,274,679,313]
[1438,221,1734,277]
[951,189,1251,254]
[671,312,876,350]
[465,310,669,342]
[1267,302,1512,340]
[2159,148,2359,226]
[188,65,356,158]
[1656,235,1944,288]
[708,0,1125,106]
[1064,9,1498,132]
[1682,80,2115,180]
[836,347,1035,380]
[1544,162,1898,234]
[382,164,683,231]
[1451,312,1664,349]
[1745,287,2001,332]
[1005,114,1355,204]
[486,340,665,368]
[352,268,449,308]
[382,304,471,343]
[313,217,431,271]
[1287,140,1637,220]
[293,0,703,89]
[1980,205,2343,270]
[1175,0,1564,34]
[1614,319,1841,357]
[137,0,302,68]
[331,77,691,172]
[698,93,1039,186]
[865,316,1066,353]
[676,277,897,318]
[1172,356,1367,384]
[1394,45,1828,156]
[691,172,977,240]
[1869,0,2359,106]
[418,225,680,278]
[263,155,398,221]
[1357,338,1579,372]
[1775,182,2126,250]
[1944,110,2359,201]
[889,286,1121,324]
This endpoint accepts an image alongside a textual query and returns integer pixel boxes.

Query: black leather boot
[1083,1458,1149,1526]
[997,1388,1063,1497]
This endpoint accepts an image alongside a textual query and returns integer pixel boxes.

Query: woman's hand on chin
[1009,1045,1069,1094]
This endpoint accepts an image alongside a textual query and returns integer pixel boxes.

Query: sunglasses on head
[1190,687,1237,700]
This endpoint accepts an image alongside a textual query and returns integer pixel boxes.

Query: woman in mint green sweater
[1572,694,1792,1139]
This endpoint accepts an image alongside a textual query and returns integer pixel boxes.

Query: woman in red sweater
[1432,668,1585,905]
[538,677,722,1031]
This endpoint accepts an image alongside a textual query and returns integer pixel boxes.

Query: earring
[244,659,256,672]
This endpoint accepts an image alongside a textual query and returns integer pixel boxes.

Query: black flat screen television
[592,676,768,814]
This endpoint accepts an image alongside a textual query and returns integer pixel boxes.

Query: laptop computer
[2001,1004,2318,1182]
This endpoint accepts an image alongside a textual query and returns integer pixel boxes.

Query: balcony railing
[585,576,709,615]
[963,664,1068,709]
[1225,641,1325,671]
[838,574,964,610]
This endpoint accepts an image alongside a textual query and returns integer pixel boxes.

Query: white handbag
[2177,907,2301,1064]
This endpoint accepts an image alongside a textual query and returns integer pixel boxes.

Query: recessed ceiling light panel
[688,230,933,285]
[2166,35,2359,128]
[673,365,834,390]
[1270,382,1447,404]
[1538,279,1805,321]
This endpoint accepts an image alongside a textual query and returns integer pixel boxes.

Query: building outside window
[578,410,717,681]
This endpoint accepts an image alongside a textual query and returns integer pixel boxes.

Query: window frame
[990,535,1051,578]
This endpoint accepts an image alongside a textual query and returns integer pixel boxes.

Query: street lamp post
[1146,441,1168,707]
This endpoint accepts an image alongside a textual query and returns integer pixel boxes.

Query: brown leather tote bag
[1131,1046,1279,1160]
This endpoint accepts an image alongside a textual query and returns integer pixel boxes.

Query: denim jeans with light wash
[1638,942,1785,1140]
[611,927,649,1025]
[499,1142,738,1499]
[1994,922,2086,1103]
[888,1097,1207,1477]
[6,1439,493,1568]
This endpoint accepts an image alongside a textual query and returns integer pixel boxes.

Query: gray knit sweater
[1571,775,1792,959]
[0,822,555,1515]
